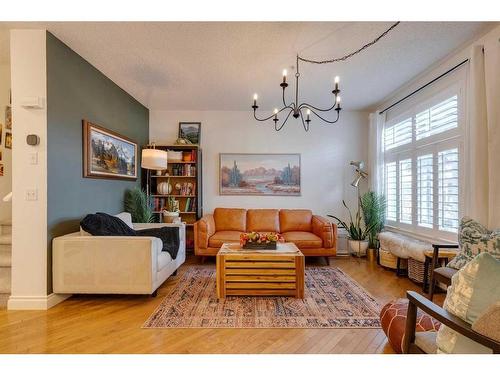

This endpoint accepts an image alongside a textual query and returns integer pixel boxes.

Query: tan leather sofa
[194,208,336,262]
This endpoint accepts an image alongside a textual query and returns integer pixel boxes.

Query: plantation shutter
[385,162,397,221]
[399,159,412,224]
[438,148,459,232]
[416,95,458,140]
[417,154,434,228]
[384,118,412,151]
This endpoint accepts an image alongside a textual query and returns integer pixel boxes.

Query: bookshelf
[142,144,202,251]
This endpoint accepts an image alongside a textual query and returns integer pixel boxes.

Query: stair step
[0,251,11,267]
[0,267,11,293]
[0,234,11,245]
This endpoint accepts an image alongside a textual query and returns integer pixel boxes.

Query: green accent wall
[46,32,149,293]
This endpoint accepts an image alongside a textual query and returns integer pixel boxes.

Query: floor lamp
[350,161,368,257]
[141,145,168,201]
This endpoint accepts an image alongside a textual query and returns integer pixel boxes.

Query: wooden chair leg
[403,298,417,354]
[428,276,435,302]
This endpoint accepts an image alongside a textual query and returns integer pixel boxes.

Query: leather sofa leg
[325,256,330,266]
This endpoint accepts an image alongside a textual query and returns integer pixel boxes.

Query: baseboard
[7,293,72,310]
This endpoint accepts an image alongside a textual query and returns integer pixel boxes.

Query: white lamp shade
[141,148,168,170]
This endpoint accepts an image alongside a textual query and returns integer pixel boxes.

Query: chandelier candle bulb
[282,69,287,83]
[334,76,340,91]
[253,93,258,106]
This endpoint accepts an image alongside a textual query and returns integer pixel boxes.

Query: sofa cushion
[436,252,500,354]
[157,249,172,271]
[247,209,280,233]
[214,208,247,232]
[279,209,312,233]
[208,231,243,248]
[282,231,322,248]
[448,216,500,270]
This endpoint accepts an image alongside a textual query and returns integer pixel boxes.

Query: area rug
[143,266,381,329]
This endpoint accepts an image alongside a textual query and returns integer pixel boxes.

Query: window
[382,79,464,239]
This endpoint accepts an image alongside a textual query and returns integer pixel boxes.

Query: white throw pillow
[436,252,500,354]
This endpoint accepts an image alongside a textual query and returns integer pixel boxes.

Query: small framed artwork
[5,106,11,130]
[83,120,137,181]
[179,122,201,145]
[4,132,11,149]
[0,164,4,177]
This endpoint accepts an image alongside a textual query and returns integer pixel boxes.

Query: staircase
[0,220,12,308]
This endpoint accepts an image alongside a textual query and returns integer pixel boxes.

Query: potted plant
[162,196,180,223]
[124,187,154,223]
[360,191,386,262]
[328,200,376,257]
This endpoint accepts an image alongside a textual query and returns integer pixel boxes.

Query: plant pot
[367,248,377,262]
[348,240,369,257]
[162,211,179,223]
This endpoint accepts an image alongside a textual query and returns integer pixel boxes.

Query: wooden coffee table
[216,242,305,299]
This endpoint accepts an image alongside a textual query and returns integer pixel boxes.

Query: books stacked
[184,198,196,212]
[172,164,196,176]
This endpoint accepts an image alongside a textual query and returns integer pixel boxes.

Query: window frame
[382,77,466,242]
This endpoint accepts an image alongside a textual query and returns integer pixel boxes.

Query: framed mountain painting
[83,120,137,181]
[219,153,301,196]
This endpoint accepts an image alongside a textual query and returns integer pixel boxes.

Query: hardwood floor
[0,256,444,354]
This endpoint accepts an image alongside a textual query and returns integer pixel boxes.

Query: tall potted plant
[124,187,154,223]
[360,191,386,262]
[328,200,376,257]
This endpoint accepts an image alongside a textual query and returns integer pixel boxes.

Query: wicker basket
[408,258,431,284]
[379,248,403,269]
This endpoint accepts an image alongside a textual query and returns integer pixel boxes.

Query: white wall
[8,30,67,310]
[0,64,11,222]
[150,110,369,220]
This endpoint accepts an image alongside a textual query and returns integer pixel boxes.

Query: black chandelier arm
[308,106,341,124]
[299,109,310,132]
[253,105,294,122]
[275,108,294,131]
[298,99,337,113]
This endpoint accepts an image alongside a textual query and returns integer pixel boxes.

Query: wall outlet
[25,189,38,201]
[29,152,38,165]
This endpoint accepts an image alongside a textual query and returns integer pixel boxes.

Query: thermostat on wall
[21,96,45,109]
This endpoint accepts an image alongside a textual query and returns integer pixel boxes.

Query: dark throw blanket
[80,212,180,259]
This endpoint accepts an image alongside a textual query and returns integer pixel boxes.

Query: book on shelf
[171,164,196,176]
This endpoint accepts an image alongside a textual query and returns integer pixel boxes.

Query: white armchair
[52,213,185,296]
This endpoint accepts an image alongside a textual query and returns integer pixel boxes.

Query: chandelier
[251,22,400,131]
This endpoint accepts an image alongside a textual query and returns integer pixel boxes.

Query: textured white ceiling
[0,22,495,111]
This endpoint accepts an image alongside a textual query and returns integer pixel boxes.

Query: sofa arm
[194,214,216,250]
[52,234,161,294]
[312,215,336,249]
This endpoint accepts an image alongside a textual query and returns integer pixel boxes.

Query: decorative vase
[367,248,377,262]
[348,240,369,257]
[162,211,179,223]
[157,182,172,195]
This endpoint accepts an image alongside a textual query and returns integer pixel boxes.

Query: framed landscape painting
[83,120,137,181]
[220,153,301,196]
[179,122,201,144]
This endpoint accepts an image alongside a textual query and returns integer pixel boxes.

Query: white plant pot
[348,240,369,257]
[162,211,180,223]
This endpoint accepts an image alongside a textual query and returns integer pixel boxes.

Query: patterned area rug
[143,266,381,329]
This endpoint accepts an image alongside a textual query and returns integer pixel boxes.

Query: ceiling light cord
[297,22,401,64]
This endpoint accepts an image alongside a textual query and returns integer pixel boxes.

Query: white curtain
[467,45,489,225]
[368,112,385,195]
[467,33,500,228]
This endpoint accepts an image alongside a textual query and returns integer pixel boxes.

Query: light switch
[30,152,38,165]
[25,189,38,201]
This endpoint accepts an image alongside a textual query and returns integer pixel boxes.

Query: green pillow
[436,252,500,354]
[448,217,500,270]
